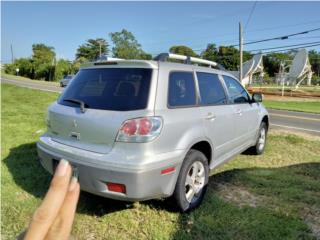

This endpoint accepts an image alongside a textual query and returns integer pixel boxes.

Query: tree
[169,45,198,57]
[138,52,153,60]
[217,46,239,71]
[213,46,252,71]
[110,29,150,59]
[200,43,218,61]
[76,38,109,61]
[263,52,292,77]
[4,58,33,77]
[72,56,88,74]
[32,43,56,80]
[309,50,320,81]
[54,59,72,81]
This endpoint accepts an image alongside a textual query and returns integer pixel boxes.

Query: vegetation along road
[1,76,319,136]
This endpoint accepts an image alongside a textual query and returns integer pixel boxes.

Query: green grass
[264,100,320,114]
[2,83,320,239]
[1,72,59,86]
[249,85,320,94]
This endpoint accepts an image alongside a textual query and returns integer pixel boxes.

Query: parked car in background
[59,75,74,87]
[37,53,269,212]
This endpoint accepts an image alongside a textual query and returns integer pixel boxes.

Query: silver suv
[37,53,269,212]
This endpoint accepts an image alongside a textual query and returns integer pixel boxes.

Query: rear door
[48,67,154,153]
[222,75,260,147]
[196,71,236,165]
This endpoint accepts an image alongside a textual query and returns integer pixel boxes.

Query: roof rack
[154,53,219,69]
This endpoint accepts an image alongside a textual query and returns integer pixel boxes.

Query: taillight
[121,120,137,136]
[116,117,163,142]
[106,182,126,193]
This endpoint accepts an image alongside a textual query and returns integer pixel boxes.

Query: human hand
[24,159,80,240]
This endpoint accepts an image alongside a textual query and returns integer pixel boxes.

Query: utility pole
[10,44,14,63]
[239,22,243,84]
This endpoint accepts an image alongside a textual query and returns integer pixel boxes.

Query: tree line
[4,28,320,84]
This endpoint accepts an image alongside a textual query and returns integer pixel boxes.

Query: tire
[173,149,209,212]
[249,121,268,155]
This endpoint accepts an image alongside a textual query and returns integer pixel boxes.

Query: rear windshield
[58,68,152,111]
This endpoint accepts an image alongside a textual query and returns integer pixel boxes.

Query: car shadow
[170,162,320,239]
[2,142,203,216]
[3,142,132,216]
[4,142,320,238]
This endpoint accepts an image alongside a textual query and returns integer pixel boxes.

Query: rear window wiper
[63,98,89,113]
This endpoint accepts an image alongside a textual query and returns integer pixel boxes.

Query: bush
[311,75,320,85]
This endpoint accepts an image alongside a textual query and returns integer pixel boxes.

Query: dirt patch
[300,207,320,239]
[214,183,320,238]
[269,129,320,141]
[214,183,265,208]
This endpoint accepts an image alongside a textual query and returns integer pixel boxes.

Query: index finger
[24,159,72,240]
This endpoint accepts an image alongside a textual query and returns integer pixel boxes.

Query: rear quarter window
[196,72,227,105]
[168,72,197,107]
[58,68,152,111]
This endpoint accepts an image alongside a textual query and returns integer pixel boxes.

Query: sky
[1,1,320,63]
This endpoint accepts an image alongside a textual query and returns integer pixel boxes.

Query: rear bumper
[37,136,185,201]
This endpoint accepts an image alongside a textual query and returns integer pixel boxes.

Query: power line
[189,34,320,51]
[150,28,320,57]
[151,46,320,62]
[249,41,320,52]
[218,42,320,55]
[244,1,257,32]
[229,27,320,47]
[178,28,320,54]
[143,19,320,48]
[151,42,320,57]
[260,43,320,54]
[246,19,320,33]
[191,38,320,54]
[177,20,316,46]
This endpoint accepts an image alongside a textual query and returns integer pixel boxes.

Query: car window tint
[196,72,227,105]
[223,75,250,103]
[58,68,152,111]
[168,72,196,107]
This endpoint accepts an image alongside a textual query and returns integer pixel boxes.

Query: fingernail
[55,159,69,177]
[69,177,78,191]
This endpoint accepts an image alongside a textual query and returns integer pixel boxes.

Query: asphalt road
[269,109,320,136]
[2,77,320,136]
[1,77,62,93]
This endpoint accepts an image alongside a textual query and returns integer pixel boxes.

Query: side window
[196,72,227,105]
[223,75,250,104]
[168,72,196,107]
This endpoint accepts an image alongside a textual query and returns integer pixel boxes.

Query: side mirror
[252,93,263,103]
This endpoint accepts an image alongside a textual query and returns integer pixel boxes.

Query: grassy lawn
[1,72,59,86]
[2,83,320,239]
[263,100,320,114]
[249,85,320,94]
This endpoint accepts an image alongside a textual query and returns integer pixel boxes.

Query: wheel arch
[189,140,213,166]
[262,115,269,130]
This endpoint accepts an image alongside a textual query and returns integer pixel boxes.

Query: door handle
[205,112,216,121]
[235,109,242,116]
